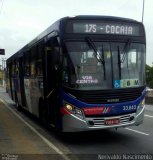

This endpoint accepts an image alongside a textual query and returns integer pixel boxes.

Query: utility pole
[0,49,5,86]
[142,0,145,23]
[1,57,6,87]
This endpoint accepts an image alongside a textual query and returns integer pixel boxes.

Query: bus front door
[45,46,60,128]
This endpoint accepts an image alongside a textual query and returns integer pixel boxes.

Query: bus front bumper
[62,106,145,132]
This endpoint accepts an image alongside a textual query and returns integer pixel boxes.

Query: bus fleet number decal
[123,105,137,111]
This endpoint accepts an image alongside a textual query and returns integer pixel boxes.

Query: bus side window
[12,63,15,77]
[16,61,19,77]
[12,60,19,77]
[36,60,43,76]
[25,66,30,76]
[30,63,36,77]
[36,44,43,77]
[24,51,30,77]
[63,56,69,83]
[30,47,37,77]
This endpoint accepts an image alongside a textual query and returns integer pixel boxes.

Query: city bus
[6,16,146,132]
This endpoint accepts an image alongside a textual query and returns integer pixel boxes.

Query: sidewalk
[0,86,66,160]
[0,86,15,105]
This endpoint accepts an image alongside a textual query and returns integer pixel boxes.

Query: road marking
[125,128,149,136]
[145,115,153,118]
[0,99,71,160]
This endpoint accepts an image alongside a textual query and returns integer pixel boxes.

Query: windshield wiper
[117,46,121,79]
[121,39,131,63]
[85,37,106,79]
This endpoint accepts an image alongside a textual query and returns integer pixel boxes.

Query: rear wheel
[16,101,22,111]
[39,99,48,125]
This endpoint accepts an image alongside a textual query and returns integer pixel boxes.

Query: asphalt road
[0,88,70,160]
[0,87,153,160]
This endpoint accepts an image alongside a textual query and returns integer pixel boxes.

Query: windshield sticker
[114,79,139,88]
[106,51,111,58]
[76,76,98,84]
[114,80,121,88]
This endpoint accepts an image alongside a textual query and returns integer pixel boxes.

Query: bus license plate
[105,118,120,125]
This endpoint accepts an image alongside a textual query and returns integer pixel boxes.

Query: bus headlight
[137,99,145,114]
[65,103,84,119]
[65,104,73,111]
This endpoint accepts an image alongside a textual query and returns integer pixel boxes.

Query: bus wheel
[39,99,48,125]
[16,101,22,111]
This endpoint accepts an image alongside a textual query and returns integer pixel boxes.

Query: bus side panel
[24,77,43,117]
[24,78,32,112]
[23,43,44,117]
[6,66,12,99]
[9,67,14,100]
[14,77,21,103]
[31,77,43,117]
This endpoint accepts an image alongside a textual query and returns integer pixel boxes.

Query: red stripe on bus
[83,107,105,115]
[60,107,71,115]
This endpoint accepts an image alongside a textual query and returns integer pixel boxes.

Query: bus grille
[64,87,145,104]
[87,114,134,126]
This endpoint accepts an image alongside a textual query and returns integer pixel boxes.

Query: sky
[0,0,153,66]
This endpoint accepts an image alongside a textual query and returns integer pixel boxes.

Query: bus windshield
[63,41,145,90]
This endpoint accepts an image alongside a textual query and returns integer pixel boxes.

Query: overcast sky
[0,0,152,65]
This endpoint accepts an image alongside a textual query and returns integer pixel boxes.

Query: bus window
[24,51,30,77]
[36,60,43,76]
[30,47,37,77]
[12,61,19,77]
[30,63,36,77]
[36,44,43,77]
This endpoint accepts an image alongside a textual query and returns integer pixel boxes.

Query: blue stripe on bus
[61,89,146,116]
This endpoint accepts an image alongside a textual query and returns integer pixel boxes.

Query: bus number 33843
[123,105,137,111]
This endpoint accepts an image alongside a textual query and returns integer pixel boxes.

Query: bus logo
[102,107,112,114]
[107,99,119,102]
[83,106,112,115]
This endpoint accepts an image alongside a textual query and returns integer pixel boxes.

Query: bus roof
[7,15,143,62]
[65,15,138,22]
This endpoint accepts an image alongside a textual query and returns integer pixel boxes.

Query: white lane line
[0,99,71,160]
[145,115,153,118]
[125,128,149,136]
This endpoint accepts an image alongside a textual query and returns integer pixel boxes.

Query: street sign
[0,49,5,55]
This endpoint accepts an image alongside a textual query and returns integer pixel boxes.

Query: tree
[146,64,153,88]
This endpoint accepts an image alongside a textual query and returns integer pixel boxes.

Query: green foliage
[146,64,153,88]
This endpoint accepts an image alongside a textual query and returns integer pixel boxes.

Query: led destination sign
[70,22,140,36]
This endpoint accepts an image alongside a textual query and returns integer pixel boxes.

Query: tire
[39,99,48,125]
[16,101,22,111]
